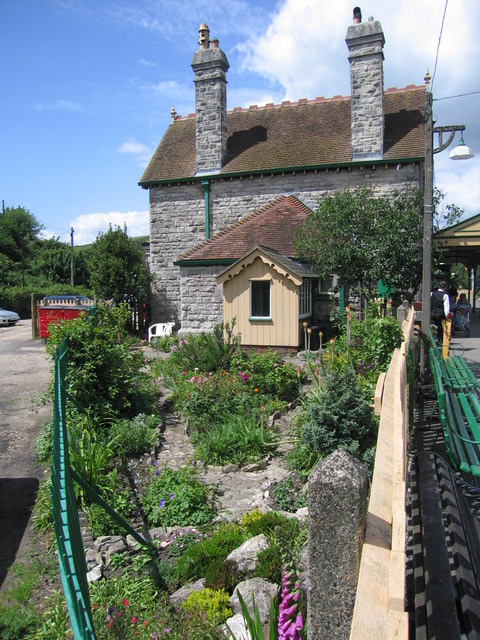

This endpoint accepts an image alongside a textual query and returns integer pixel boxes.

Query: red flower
[131,616,137,624]
[122,598,129,607]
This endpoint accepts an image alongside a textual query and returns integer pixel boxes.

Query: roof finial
[424,69,431,90]
[170,105,177,122]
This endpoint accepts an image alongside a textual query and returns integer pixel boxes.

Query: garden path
[152,378,299,522]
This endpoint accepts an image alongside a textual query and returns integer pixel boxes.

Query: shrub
[160,321,241,379]
[243,511,292,538]
[173,370,247,435]
[204,559,236,593]
[173,523,246,586]
[231,349,301,400]
[141,466,216,528]
[253,546,283,584]
[109,413,160,459]
[46,303,157,418]
[182,587,233,625]
[299,368,377,466]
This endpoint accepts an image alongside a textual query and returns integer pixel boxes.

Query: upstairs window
[299,281,312,318]
[250,280,271,319]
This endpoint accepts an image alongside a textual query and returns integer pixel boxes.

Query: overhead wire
[434,90,480,102]
[430,0,449,93]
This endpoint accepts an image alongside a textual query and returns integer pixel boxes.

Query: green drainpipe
[339,286,345,312]
[201,179,211,239]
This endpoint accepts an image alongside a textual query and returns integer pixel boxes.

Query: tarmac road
[0,320,52,589]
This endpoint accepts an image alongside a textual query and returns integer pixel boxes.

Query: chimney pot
[211,38,219,49]
[198,23,210,49]
[353,7,362,23]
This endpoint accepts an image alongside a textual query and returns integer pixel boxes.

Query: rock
[169,578,206,608]
[242,462,266,473]
[226,534,269,574]
[222,463,241,473]
[93,535,126,565]
[230,577,279,623]
[86,565,102,583]
[221,613,252,639]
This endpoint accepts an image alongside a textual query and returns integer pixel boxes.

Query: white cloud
[139,58,158,68]
[435,156,480,217]
[119,140,151,155]
[70,210,149,246]
[32,99,82,112]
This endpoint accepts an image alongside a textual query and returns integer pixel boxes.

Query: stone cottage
[140,11,426,336]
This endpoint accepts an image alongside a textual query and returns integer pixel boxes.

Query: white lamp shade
[449,141,475,160]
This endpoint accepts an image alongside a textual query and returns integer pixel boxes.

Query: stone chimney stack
[346,9,385,160]
[191,24,230,175]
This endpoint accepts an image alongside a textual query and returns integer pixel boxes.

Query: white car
[0,309,20,326]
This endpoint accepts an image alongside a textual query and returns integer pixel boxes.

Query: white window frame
[318,275,334,295]
[250,279,271,320]
[299,280,312,318]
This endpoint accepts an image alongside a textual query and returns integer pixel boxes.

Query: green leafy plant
[66,411,114,491]
[109,413,160,460]
[204,559,236,593]
[299,368,377,468]
[271,472,308,513]
[160,321,241,379]
[232,350,301,400]
[192,413,278,467]
[46,303,157,417]
[182,587,233,625]
[231,591,279,640]
[172,523,246,587]
[23,590,70,640]
[141,465,216,528]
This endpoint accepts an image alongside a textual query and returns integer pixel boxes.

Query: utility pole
[421,91,434,338]
[70,227,74,287]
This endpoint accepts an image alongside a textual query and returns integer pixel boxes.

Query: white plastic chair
[148,322,175,343]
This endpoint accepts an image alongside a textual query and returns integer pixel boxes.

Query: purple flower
[169,493,174,500]
[159,498,165,509]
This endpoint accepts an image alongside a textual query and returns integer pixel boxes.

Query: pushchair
[451,302,470,337]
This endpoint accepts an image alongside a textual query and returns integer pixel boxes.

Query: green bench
[428,329,479,393]
[429,349,480,482]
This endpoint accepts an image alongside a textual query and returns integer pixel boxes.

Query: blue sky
[2,0,480,245]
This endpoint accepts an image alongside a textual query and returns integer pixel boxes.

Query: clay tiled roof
[140,86,426,185]
[176,195,312,263]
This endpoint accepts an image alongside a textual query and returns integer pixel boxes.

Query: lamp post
[420,86,474,338]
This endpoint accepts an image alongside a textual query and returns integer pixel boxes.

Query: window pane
[251,281,270,317]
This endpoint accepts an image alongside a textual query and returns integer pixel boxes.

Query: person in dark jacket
[431,280,450,343]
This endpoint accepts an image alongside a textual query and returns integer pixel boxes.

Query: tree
[294,187,424,303]
[0,206,43,285]
[88,224,150,302]
[32,237,90,286]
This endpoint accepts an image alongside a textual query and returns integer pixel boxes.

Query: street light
[420,86,474,338]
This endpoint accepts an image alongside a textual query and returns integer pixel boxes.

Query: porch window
[250,280,271,319]
[299,281,312,318]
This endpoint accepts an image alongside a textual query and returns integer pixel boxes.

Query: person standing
[431,280,450,343]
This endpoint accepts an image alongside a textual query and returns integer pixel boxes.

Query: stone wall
[179,264,224,334]
[148,163,423,326]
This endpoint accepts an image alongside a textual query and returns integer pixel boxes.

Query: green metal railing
[51,336,152,639]
[51,339,96,639]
